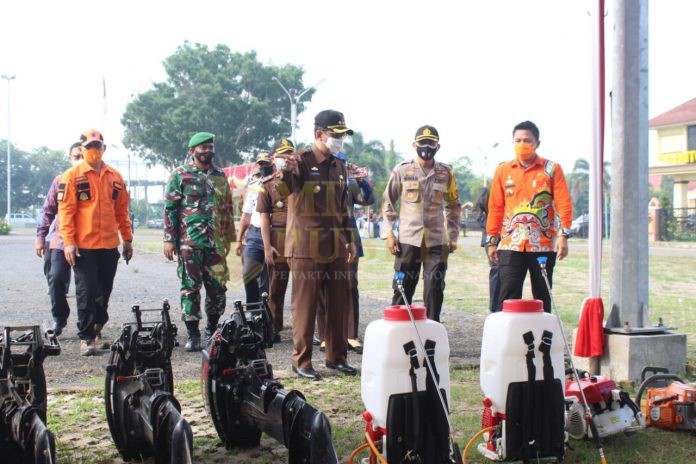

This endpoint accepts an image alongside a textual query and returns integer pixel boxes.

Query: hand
[235,241,243,257]
[264,246,279,267]
[448,240,458,253]
[281,155,297,172]
[64,244,80,267]
[163,242,176,261]
[224,241,232,257]
[556,235,569,261]
[346,242,357,263]
[387,236,400,255]
[35,238,47,258]
[487,244,499,264]
[122,241,133,263]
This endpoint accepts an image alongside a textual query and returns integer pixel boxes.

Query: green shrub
[0,218,10,235]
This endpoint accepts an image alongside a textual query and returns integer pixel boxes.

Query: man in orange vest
[486,121,572,312]
[58,129,133,356]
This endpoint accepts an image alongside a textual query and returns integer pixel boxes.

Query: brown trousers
[269,228,290,334]
[317,260,358,341]
[289,257,351,368]
[269,262,290,333]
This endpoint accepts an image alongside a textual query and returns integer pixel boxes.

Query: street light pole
[2,74,16,220]
[482,142,499,188]
[272,76,324,145]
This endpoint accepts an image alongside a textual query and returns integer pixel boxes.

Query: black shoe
[272,332,281,343]
[205,317,220,341]
[347,338,363,354]
[204,325,217,342]
[292,366,322,381]
[185,335,201,352]
[51,319,66,337]
[325,361,358,376]
[312,335,321,346]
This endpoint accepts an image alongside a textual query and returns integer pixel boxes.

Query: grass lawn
[48,370,696,463]
[45,235,696,463]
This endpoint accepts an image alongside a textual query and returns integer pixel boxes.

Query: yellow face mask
[83,147,103,164]
[514,142,535,161]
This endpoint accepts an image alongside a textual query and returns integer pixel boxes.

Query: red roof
[649,97,696,128]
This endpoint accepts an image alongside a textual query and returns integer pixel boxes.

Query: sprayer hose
[462,427,493,464]
[348,443,371,464]
[365,432,388,464]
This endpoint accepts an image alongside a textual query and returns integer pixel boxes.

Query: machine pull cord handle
[536,257,607,464]
[394,272,458,459]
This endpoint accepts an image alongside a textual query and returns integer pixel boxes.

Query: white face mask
[325,136,344,154]
[274,158,285,171]
[70,158,83,168]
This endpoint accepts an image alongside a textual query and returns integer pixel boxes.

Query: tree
[449,155,483,204]
[567,158,612,219]
[568,158,590,217]
[0,141,68,216]
[342,133,403,208]
[122,42,313,169]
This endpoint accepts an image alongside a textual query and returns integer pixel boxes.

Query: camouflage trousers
[177,246,228,322]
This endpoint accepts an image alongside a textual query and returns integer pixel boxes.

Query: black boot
[184,321,201,352]
[204,316,220,342]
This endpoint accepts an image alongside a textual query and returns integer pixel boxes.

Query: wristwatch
[561,228,571,238]
[486,235,500,246]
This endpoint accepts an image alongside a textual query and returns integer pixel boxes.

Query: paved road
[0,232,484,387]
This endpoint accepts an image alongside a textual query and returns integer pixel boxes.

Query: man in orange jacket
[486,121,572,312]
[58,129,133,355]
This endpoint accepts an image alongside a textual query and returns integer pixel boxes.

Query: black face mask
[195,151,215,165]
[260,165,274,177]
[416,146,437,161]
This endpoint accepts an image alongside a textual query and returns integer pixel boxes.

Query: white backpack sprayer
[350,272,462,463]
[466,256,610,463]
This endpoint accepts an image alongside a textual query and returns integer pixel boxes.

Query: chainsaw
[636,367,696,431]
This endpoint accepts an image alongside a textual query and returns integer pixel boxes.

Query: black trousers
[485,245,502,312]
[49,249,72,323]
[498,250,556,312]
[43,248,51,287]
[392,242,449,322]
[73,248,120,340]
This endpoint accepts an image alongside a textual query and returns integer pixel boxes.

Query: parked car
[569,213,589,238]
[8,213,37,228]
[147,218,164,229]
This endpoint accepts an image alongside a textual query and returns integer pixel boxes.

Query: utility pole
[601,0,686,382]
[2,75,16,220]
[272,77,324,145]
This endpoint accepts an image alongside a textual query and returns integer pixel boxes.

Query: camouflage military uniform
[164,158,235,322]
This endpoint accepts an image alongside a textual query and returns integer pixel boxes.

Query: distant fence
[674,207,696,238]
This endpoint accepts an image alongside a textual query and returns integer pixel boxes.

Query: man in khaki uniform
[382,125,461,321]
[281,110,357,380]
[257,138,295,341]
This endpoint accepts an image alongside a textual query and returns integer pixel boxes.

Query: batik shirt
[486,155,572,252]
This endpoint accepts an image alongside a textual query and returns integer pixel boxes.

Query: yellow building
[649,97,696,212]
